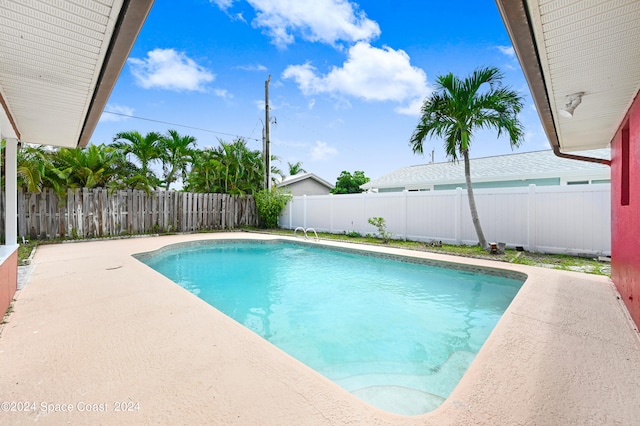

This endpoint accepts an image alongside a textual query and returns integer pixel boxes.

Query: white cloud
[214,88,233,98]
[99,104,134,122]
[210,0,235,10]
[395,97,426,116]
[327,117,344,128]
[210,1,246,21]
[283,42,430,107]
[311,141,338,160]
[254,98,289,111]
[308,99,316,109]
[128,48,214,92]
[236,63,268,71]
[240,0,380,48]
[496,45,515,57]
[254,100,266,111]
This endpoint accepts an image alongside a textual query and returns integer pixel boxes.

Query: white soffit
[526,0,640,151]
[0,0,123,147]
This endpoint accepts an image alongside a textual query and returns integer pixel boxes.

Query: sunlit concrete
[1,232,638,425]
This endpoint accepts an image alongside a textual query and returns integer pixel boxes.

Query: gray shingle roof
[363,149,610,189]
[277,172,334,189]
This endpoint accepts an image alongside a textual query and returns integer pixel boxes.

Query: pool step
[322,350,476,406]
[353,385,445,416]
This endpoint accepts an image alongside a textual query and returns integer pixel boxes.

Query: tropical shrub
[254,187,291,228]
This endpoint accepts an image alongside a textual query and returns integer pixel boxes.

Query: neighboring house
[362,149,610,193]
[496,1,640,327]
[277,173,334,196]
[0,2,154,317]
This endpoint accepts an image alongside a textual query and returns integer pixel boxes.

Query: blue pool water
[139,240,524,415]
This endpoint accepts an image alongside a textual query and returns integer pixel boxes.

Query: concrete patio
[1,232,638,425]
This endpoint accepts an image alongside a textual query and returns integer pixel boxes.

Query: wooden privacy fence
[8,188,257,240]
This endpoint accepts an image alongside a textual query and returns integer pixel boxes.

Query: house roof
[277,173,334,189]
[0,0,154,148]
[362,149,610,190]
[495,0,640,153]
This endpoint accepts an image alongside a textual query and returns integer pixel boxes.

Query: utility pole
[264,75,271,190]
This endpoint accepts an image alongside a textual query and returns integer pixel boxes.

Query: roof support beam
[4,138,17,246]
[0,92,20,141]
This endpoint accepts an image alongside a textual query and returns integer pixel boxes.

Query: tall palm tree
[287,161,306,176]
[185,148,221,193]
[216,139,262,194]
[112,130,162,188]
[409,66,524,249]
[160,129,196,190]
[185,139,264,195]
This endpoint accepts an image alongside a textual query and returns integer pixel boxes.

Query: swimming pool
[137,240,525,415]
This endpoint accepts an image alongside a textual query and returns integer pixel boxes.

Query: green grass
[251,228,611,277]
[1,299,16,324]
[18,241,38,265]
[17,228,612,277]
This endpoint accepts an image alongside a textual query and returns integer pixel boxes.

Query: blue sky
[93,0,548,184]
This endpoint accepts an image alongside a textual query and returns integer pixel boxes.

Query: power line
[102,111,260,142]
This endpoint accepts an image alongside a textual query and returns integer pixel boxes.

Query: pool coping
[132,237,529,282]
[1,232,639,425]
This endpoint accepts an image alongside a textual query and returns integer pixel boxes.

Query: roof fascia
[77,0,154,148]
[495,0,611,166]
[494,0,557,150]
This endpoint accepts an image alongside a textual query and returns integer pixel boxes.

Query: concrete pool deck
[1,232,639,425]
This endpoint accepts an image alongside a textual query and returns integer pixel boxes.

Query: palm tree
[271,155,284,182]
[185,139,264,195]
[17,144,50,193]
[51,144,126,189]
[409,66,524,249]
[17,144,73,199]
[160,129,196,190]
[112,130,162,189]
[287,161,306,176]
[215,139,262,194]
[185,148,221,193]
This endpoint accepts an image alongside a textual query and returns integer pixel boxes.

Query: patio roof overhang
[0,0,154,148]
[495,0,640,156]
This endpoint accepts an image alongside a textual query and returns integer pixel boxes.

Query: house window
[567,180,589,185]
[622,124,630,206]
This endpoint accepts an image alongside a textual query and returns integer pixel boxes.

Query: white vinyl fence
[279,184,611,256]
